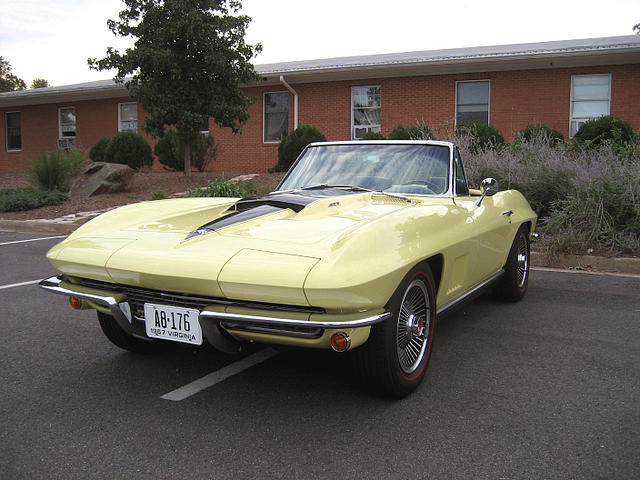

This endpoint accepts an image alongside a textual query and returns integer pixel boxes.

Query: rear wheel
[97,311,174,354]
[355,263,436,398]
[493,224,530,302]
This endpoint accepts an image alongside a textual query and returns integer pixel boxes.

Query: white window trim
[5,111,21,152]
[263,91,289,144]
[569,73,611,138]
[58,106,76,139]
[118,102,138,132]
[351,85,381,140]
[454,79,491,126]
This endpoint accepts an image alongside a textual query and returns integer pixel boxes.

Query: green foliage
[89,136,112,162]
[516,123,564,144]
[28,150,85,192]
[361,130,386,140]
[154,129,216,172]
[186,178,256,198]
[30,78,50,89]
[88,0,262,174]
[0,56,26,92]
[456,122,504,152]
[388,124,432,140]
[104,131,153,169]
[572,115,634,149]
[275,125,327,172]
[458,132,640,254]
[150,190,168,200]
[0,188,67,212]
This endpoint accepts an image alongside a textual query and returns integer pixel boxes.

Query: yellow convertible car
[40,140,536,397]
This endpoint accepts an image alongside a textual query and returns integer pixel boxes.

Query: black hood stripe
[184,193,316,241]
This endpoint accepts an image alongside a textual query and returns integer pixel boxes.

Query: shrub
[28,150,85,192]
[89,137,112,162]
[361,131,386,140]
[456,122,504,152]
[458,131,640,254]
[516,123,564,144]
[573,115,634,149]
[275,125,326,172]
[186,178,256,198]
[104,131,153,169]
[154,129,217,172]
[388,124,432,140]
[150,190,168,200]
[0,187,67,212]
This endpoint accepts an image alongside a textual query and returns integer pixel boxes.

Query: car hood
[46,192,444,306]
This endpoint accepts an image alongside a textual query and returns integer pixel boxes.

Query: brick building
[1,35,639,175]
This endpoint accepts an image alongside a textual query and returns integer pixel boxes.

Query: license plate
[143,303,203,345]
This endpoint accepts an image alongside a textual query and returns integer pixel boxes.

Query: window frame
[351,85,382,140]
[58,106,76,139]
[5,111,22,152]
[455,79,491,127]
[263,91,289,144]
[118,102,138,132]
[569,73,611,138]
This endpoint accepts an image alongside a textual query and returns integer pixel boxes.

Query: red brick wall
[2,63,639,175]
[0,96,155,174]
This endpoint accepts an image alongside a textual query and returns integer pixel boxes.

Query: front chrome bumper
[39,275,391,343]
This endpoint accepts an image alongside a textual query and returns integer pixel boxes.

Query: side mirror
[476,177,500,206]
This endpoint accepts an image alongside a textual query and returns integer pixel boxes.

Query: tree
[634,22,639,33]
[30,78,50,89]
[88,0,262,176]
[0,57,26,92]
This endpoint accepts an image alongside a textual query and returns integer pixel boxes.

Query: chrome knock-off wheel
[396,279,430,375]
[516,233,529,289]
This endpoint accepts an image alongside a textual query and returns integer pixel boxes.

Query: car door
[451,148,514,289]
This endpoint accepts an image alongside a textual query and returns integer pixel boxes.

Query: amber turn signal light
[69,296,82,309]
[330,332,351,352]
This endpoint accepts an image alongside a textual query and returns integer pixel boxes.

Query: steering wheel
[411,180,443,194]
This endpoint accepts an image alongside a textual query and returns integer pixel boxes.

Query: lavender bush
[457,132,640,255]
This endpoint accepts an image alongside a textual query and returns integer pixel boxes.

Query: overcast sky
[1,0,638,87]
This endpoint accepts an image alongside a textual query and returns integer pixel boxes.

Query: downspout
[279,75,298,130]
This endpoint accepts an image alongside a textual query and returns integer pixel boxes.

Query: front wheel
[355,263,436,398]
[97,311,175,354]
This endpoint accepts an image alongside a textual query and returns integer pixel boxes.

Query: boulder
[70,162,135,197]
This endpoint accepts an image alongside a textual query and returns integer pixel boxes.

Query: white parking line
[0,235,66,246]
[0,279,42,290]
[161,348,279,401]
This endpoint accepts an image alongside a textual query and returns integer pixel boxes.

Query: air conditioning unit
[57,137,76,150]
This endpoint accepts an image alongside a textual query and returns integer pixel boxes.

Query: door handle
[501,210,513,224]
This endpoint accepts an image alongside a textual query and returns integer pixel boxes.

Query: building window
[5,112,21,151]
[352,86,381,139]
[263,92,289,142]
[570,74,611,137]
[59,107,76,138]
[456,80,490,126]
[118,102,138,131]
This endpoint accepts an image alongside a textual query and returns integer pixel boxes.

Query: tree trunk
[184,139,191,177]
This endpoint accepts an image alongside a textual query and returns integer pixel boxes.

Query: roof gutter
[279,75,299,129]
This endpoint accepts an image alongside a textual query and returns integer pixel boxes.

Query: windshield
[277,144,451,196]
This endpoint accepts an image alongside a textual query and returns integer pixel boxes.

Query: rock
[70,162,135,197]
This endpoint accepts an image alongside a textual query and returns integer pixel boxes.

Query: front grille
[72,277,324,319]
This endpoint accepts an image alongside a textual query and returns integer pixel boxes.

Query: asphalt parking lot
[1,231,639,480]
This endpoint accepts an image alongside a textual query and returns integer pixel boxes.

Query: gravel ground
[0,170,285,220]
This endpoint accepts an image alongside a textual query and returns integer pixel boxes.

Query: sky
[0,0,638,87]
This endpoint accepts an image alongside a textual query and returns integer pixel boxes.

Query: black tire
[493,224,530,302]
[97,311,175,354]
[355,263,437,398]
